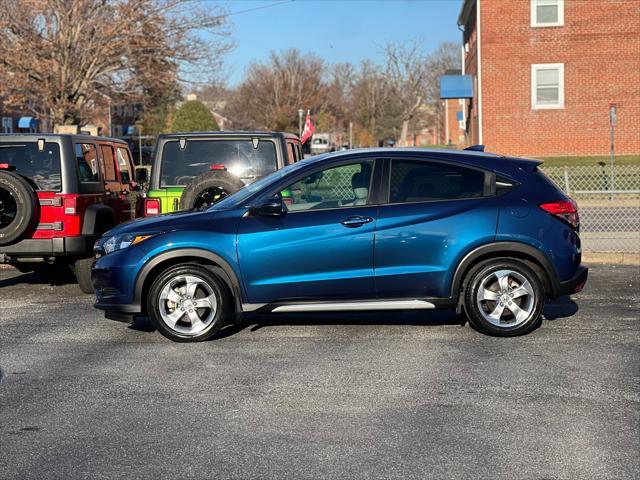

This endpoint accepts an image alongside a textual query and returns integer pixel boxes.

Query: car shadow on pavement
[0,267,77,288]
[543,296,579,321]
[129,310,467,339]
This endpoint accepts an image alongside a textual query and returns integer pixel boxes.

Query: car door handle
[341,215,373,228]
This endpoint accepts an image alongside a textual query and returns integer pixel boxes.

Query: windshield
[160,139,278,187]
[0,142,62,191]
[210,160,309,210]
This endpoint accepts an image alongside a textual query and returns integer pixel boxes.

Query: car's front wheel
[464,259,544,336]
[147,264,228,342]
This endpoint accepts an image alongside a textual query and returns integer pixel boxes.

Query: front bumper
[557,264,589,296]
[0,236,94,261]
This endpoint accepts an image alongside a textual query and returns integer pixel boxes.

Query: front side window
[75,143,100,182]
[280,160,374,212]
[0,142,62,191]
[532,63,564,109]
[160,139,278,187]
[389,160,485,203]
[531,0,564,27]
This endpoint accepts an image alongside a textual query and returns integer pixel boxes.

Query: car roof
[158,131,299,140]
[0,133,128,145]
[302,147,502,165]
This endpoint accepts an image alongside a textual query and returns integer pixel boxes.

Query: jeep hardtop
[144,131,302,215]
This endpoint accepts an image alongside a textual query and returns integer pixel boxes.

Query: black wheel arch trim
[82,204,117,235]
[451,241,559,299]
[133,248,244,313]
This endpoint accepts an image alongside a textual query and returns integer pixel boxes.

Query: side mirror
[250,196,287,217]
[135,168,148,183]
[121,171,131,183]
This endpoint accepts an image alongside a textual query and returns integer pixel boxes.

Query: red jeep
[0,134,140,292]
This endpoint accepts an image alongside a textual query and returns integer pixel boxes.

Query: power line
[196,0,295,17]
[226,0,294,17]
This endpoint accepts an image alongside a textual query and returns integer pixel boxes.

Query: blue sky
[218,0,463,85]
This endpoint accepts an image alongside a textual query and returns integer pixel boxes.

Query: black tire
[179,171,245,210]
[74,257,95,294]
[0,171,39,246]
[463,258,544,337]
[147,264,230,342]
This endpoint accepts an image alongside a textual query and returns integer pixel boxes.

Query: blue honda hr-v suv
[92,147,588,342]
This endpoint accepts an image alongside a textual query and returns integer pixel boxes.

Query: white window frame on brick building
[2,117,12,133]
[531,63,564,110]
[531,0,564,27]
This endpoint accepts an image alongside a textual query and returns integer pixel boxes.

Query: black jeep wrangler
[143,131,303,215]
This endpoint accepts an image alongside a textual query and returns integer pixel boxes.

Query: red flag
[300,111,315,144]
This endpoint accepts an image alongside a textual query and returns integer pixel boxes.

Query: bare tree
[384,40,460,146]
[225,49,327,131]
[0,0,231,127]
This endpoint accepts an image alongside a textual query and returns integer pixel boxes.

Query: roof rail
[464,144,485,152]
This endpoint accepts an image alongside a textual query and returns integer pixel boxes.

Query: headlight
[102,233,155,254]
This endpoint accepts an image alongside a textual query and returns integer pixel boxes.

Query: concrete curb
[583,252,640,266]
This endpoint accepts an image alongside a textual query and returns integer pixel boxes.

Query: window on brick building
[531,0,564,27]
[531,64,564,110]
[2,117,12,133]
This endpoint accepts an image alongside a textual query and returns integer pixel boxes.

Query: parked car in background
[93,147,587,342]
[143,131,302,216]
[0,134,140,292]
[310,133,333,156]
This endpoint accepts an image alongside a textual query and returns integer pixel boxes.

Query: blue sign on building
[440,75,474,99]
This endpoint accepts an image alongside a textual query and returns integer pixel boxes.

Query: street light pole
[107,96,112,137]
[298,108,304,140]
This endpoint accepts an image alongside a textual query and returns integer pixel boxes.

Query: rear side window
[390,160,485,203]
[286,142,296,164]
[160,139,278,187]
[116,147,132,183]
[75,143,100,182]
[100,145,117,181]
[0,142,62,191]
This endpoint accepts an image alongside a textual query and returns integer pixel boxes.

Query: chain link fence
[541,164,640,253]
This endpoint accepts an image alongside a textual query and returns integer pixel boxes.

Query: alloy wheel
[476,269,536,328]
[157,274,218,335]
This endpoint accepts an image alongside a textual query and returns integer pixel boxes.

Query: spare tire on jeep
[179,171,246,210]
[0,170,39,246]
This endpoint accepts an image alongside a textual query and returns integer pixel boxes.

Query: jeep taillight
[145,198,160,216]
[539,199,579,230]
[63,196,77,215]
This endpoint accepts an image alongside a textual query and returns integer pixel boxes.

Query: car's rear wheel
[147,264,228,342]
[464,259,544,336]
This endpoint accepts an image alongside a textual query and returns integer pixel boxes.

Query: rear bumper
[0,236,94,260]
[557,264,589,296]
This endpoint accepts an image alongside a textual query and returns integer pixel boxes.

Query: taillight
[63,196,78,215]
[144,198,160,216]
[539,199,579,230]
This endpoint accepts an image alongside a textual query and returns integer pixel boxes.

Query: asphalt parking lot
[0,264,638,479]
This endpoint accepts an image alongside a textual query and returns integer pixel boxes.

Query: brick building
[456,0,640,157]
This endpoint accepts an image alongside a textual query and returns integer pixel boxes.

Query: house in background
[453,0,639,157]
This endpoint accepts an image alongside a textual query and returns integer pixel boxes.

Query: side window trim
[383,157,492,205]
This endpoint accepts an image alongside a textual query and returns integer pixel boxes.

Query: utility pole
[298,109,304,140]
[349,121,353,149]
